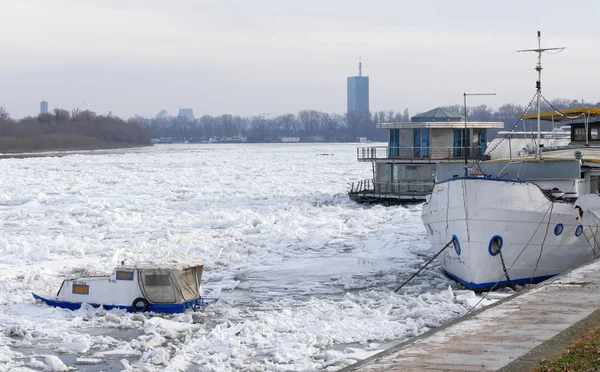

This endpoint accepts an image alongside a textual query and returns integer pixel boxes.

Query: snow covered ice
[0,143,507,371]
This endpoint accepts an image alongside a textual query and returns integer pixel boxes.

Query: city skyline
[1,1,599,119]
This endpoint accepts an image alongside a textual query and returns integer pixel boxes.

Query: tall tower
[347,59,370,138]
[347,60,369,114]
[40,101,48,114]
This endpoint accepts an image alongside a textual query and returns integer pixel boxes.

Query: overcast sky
[1,0,598,119]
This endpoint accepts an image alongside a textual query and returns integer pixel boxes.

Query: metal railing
[348,179,435,196]
[356,146,487,161]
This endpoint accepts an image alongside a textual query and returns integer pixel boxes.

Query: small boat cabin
[349,107,503,204]
[522,108,600,147]
[434,108,600,200]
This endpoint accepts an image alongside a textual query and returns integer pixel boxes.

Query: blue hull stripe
[32,293,218,313]
[444,271,557,291]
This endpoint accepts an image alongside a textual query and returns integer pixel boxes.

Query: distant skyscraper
[40,101,48,114]
[178,108,194,121]
[347,61,369,114]
[347,60,370,139]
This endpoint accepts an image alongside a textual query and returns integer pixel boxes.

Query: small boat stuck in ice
[32,264,219,313]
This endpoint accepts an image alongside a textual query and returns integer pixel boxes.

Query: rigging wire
[485,91,538,158]
[580,226,599,259]
[529,201,554,284]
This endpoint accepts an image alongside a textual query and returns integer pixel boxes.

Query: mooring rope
[529,201,555,284]
[498,249,512,286]
[394,239,454,293]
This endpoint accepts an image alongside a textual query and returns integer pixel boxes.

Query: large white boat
[422,32,600,290]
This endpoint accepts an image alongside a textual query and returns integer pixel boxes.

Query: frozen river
[0,143,502,371]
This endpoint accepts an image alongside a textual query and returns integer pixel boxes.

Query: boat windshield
[139,269,177,303]
[139,266,202,303]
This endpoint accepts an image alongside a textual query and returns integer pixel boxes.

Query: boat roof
[378,121,504,129]
[116,263,203,271]
[411,107,463,122]
[522,108,600,122]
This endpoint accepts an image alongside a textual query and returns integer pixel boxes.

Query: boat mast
[517,31,565,160]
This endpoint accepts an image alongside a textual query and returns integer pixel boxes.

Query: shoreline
[0,143,153,159]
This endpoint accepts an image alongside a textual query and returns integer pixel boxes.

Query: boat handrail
[348,179,435,195]
[356,146,488,161]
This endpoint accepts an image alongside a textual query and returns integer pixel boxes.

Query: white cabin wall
[376,163,391,189]
[399,129,412,157]
[430,129,454,158]
[58,273,144,307]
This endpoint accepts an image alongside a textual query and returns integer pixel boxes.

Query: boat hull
[422,177,598,290]
[32,293,218,313]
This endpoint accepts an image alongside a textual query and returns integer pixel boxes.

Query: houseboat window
[574,127,586,141]
[422,128,430,157]
[144,274,171,286]
[413,128,430,158]
[480,130,487,154]
[116,270,134,280]
[413,128,421,157]
[453,129,471,158]
[591,128,600,140]
[389,129,400,157]
[453,130,463,157]
[72,284,89,295]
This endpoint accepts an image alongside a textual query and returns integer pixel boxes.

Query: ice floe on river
[0,144,513,371]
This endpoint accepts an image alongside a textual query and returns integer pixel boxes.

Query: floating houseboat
[32,264,218,313]
[348,107,504,204]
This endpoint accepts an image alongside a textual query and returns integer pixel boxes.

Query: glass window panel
[422,128,430,157]
[413,129,421,157]
[144,274,171,287]
[72,284,89,295]
[116,271,134,280]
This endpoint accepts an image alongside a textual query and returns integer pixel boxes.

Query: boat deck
[340,258,600,371]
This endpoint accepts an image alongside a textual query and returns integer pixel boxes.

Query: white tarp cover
[138,266,202,304]
[179,266,201,301]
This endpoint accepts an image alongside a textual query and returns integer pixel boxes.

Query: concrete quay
[341,259,600,371]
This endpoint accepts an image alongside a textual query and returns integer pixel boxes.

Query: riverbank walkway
[341,259,600,371]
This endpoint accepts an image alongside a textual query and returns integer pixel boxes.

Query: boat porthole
[554,223,564,236]
[575,225,584,237]
[452,234,461,255]
[489,235,503,256]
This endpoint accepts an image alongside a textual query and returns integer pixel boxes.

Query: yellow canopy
[522,108,600,122]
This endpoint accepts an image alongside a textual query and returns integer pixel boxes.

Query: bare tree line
[0,107,151,153]
[0,96,595,151]
[139,110,363,143]
[140,97,597,143]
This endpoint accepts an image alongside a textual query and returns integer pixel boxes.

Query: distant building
[347,60,370,139]
[178,108,194,121]
[347,61,369,114]
[40,101,48,114]
[156,109,169,119]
